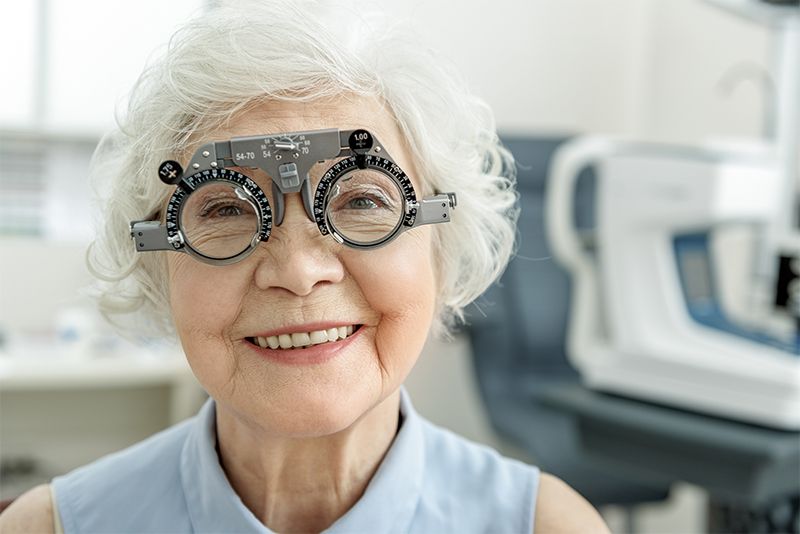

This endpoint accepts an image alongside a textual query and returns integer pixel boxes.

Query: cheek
[167,256,248,387]
[347,231,437,378]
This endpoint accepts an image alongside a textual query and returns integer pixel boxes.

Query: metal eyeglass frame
[130,128,457,266]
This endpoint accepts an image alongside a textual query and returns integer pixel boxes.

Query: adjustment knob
[158,160,184,185]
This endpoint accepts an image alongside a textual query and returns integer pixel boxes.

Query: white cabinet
[0,351,206,500]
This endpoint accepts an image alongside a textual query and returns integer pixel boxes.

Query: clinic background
[0,0,780,532]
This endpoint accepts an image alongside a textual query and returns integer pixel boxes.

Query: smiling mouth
[246,325,362,350]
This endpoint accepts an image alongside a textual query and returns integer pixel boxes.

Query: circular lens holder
[313,154,418,248]
[166,168,272,263]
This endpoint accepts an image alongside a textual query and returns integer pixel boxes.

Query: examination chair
[466,136,671,516]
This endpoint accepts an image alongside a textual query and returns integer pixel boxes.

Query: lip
[243,324,364,366]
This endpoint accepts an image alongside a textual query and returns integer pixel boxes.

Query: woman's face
[167,96,437,437]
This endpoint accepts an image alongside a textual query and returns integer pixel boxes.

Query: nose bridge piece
[271,178,315,225]
[219,128,341,225]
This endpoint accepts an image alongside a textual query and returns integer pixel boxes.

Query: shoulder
[0,484,55,534]
[415,418,539,529]
[419,417,537,487]
[51,416,196,530]
[55,415,193,491]
[534,473,610,534]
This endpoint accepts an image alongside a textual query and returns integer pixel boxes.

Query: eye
[346,197,379,210]
[199,202,245,218]
[216,205,244,217]
[330,186,392,212]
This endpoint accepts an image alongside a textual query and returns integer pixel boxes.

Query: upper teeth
[255,325,355,349]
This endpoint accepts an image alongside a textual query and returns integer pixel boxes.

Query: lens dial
[166,168,271,262]
[314,155,418,248]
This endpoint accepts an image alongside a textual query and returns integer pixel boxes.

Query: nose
[253,193,345,296]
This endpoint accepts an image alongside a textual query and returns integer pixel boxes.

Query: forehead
[201,94,421,189]
[214,96,403,155]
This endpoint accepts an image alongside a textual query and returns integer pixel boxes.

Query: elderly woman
[2,2,608,533]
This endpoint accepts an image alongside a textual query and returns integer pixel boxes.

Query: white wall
[376,0,653,135]
[2,0,770,139]
[639,0,771,142]
[376,0,769,141]
[0,0,203,133]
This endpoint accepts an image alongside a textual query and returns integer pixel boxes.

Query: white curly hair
[88,0,518,340]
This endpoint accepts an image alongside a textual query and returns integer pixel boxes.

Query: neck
[215,390,402,533]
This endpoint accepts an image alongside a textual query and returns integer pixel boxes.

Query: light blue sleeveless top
[52,388,539,533]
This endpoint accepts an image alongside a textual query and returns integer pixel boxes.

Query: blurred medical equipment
[468,137,671,526]
[546,0,800,429]
[131,129,455,265]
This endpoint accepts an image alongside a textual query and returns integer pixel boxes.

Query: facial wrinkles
[170,192,358,350]
[232,200,379,347]
[237,281,376,337]
[267,204,329,251]
[347,231,435,385]
[168,96,436,442]
[168,255,247,390]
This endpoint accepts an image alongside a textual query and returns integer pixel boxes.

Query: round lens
[180,181,260,260]
[326,169,404,246]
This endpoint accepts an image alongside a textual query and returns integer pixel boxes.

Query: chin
[270,413,361,439]
[246,379,382,439]
[268,397,372,438]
